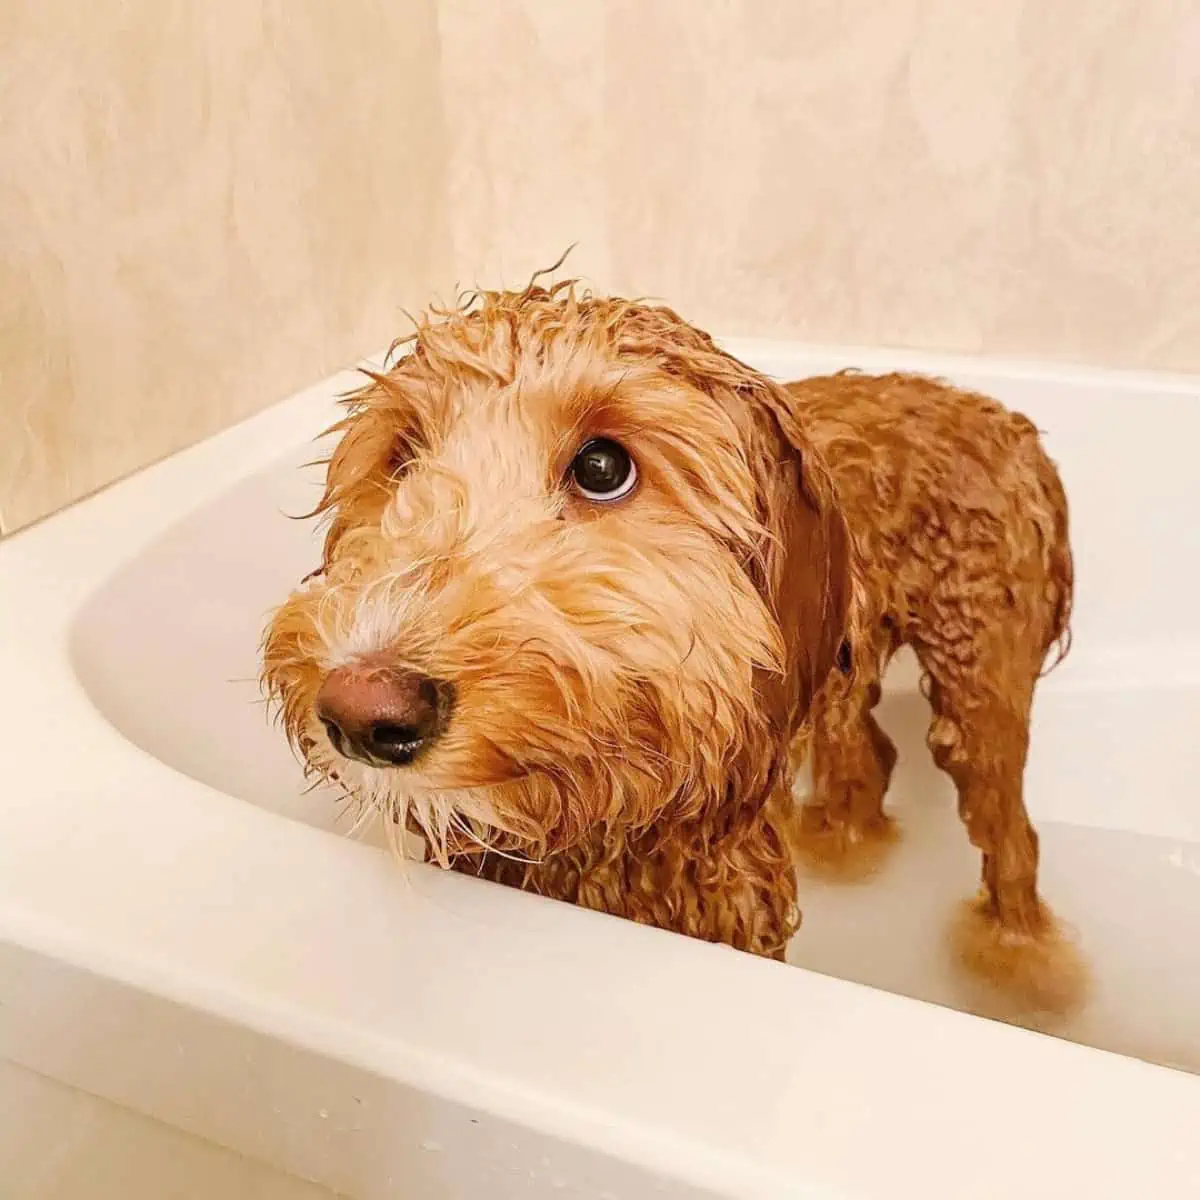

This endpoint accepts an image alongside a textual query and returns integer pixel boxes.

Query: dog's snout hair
[263,280,854,948]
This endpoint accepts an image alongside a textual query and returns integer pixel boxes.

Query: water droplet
[420,1138,442,1153]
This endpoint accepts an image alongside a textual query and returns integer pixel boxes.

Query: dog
[262,279,1086,1014]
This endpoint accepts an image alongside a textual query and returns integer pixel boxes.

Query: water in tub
[72,453,1200,1077]
[785,657,1200,1075]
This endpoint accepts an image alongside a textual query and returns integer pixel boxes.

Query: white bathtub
[2,341,1199,1199]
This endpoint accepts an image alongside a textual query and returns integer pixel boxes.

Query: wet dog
[263,280,1085,1013]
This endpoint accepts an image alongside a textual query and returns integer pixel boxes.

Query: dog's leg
[792,674,899,880]
[919,643,1087,1015]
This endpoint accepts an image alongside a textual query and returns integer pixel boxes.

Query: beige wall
[0,0,445,533]
[440,0,1200,368]
[4,0,1199,532]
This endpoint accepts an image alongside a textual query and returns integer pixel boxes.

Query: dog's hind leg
[792,669,900,881]
[917,632,1088,1015]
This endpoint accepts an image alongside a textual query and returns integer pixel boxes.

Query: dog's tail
[1036,448,1074,676]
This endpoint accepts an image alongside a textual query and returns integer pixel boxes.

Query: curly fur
[262,279,1086,1009]
[789,371,1086,1011]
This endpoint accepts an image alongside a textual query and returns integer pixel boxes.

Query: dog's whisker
[341,802,378,842]
[446,808,543,867]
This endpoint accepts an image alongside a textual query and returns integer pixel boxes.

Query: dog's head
[263,284,855,863]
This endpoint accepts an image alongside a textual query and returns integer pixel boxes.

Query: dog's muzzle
[316,664,453,767]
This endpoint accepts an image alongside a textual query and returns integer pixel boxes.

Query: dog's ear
[747,382,856,723]
[308,371,419,564]
[612,304,856,722]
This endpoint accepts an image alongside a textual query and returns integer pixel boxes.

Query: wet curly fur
[262,278,1087,1014]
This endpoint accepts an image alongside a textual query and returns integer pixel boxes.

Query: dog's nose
[316,666,450,766]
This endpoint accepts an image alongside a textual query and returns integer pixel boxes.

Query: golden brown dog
[263,280,1086,1013]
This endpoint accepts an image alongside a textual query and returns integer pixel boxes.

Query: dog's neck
[448,754,801,958]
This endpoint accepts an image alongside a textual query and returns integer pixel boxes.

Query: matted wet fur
[262,277,1086,1013]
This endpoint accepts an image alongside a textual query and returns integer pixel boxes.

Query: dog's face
[263,287,852,864]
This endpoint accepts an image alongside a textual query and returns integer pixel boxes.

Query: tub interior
[71,380,1200,1078]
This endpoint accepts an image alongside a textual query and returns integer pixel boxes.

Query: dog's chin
[322,756,522,861]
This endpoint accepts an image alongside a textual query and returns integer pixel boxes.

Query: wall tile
[5,0,1198,533]
[0,0,445,533]
[438,0,1200,369]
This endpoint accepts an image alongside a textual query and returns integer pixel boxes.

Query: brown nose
[316,666,451,767]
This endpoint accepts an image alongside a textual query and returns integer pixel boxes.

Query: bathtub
[2,340,1199,1199]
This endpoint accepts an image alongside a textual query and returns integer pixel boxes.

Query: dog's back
[785,371,1073,668]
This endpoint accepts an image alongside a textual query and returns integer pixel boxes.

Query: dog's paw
[949,892,1090,1018]
[791,805,899,882]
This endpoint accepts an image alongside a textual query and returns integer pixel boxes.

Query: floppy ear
[309,370,420,565]
[605,302,856,724]
[749,382,856,724]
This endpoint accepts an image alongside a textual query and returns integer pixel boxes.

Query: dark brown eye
[570,438,637,502]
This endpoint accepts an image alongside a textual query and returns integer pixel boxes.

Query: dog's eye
[569,438,637,502]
